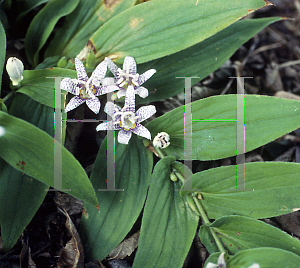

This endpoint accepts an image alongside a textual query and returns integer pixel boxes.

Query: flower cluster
[61,56,156,144]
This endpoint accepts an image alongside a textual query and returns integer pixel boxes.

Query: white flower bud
[0,126,5,137]
[153,132,170,149]
[6,57,24,86]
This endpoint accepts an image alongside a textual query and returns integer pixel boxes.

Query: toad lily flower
[206,252,226,268]
[105,56,156,99]
[61,58,118,114]
[96,85,156,144]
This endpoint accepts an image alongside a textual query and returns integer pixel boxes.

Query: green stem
[2,92,13,103]
[154,146,166,159]
[193,196,225,253]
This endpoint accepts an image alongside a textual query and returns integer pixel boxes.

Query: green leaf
[35,55,61,69]
[0,111,98,207]
[16,0,50,21]
[80,135,153,261]
[44,0,136,59]
[133,156,199,268]
[181,162,300,219]
[0,159,48,251]
[92,0,271,64]
[228,248,300,268]
[136,17,281,104]
[0,21,6,90]
[25,0,80,66]
[0,93,56,251]
[146,95,300,161]
[200,215,300,255]
[17,68,77,108]
[204,248,300,268]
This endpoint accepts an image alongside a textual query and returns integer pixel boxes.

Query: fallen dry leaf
[108,231,140,260]
[274,90,300,100]
[57,208,84,268]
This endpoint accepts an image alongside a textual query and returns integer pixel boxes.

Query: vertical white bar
[46,77,70,192]
[98,91,122,191]
[230,76,253,191]
[176,77,200,191]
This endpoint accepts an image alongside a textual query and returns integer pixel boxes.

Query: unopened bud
[57,56,68,68]
[6,57,24,86]
[170,172,178,182]
[153,132,170,149]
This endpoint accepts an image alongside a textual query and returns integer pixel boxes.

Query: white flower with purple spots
[61,58,118,114]
[105,56,156,99]
[206,252,226,268]
[96,85,156,144]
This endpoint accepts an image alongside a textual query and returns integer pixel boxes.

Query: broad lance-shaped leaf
[146,95,300,161]
[205,248,300,268]
[133,157,199,268]
[0,111,98,207]
[25,0,79,66]
[0,93,65,251]
[80,135,153,261]
[199,215,300,255]
[17,68,77,108]
[44,0,136,59]
[0,159,48,251]
[16,0,50,21]
[91,0,271,64]
[0,94,53,251]
[136,17,282,104]
[181,162,300,219]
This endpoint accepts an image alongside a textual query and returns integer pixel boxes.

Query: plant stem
[154,146,166,159]
[193,196,225,253]
[2,92,13,103]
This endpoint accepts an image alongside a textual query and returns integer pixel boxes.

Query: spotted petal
[117,88,126,98]
[65,95,85,113]
[86,98,100,114]
[105,57,119,77]
[136,105,156,123]
[90,60,107,86]
[75,58,88,81]
[104,102,121,118]
[102,77,116,86]
[124,85,135,113]
[96,122,108,131]
[118,129,132,144]
[123,56,137,75]
[135,86,149,98]
[96,121,121,131]
[132,124,151,140]
[137,69,156,85]
[60,78,78,95]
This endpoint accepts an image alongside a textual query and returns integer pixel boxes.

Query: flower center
[119,112,137,130]
[79,81,96,99]
[117,67,139,89]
